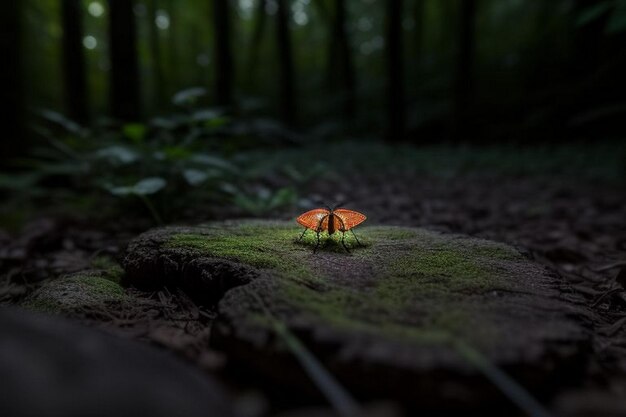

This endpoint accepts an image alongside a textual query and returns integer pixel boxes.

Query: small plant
[0,88,308,224]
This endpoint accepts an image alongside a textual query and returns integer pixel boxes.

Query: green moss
[22,273,128,315]
[90,256,125,283]
[359,226,420,241]
[164,221,525,348]
[167,222,325,285]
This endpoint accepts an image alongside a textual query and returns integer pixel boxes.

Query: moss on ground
[165,221,526,347]
[22,272,128,315]
[90,256,125,283]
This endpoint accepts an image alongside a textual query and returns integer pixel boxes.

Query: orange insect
[296,204,366,252]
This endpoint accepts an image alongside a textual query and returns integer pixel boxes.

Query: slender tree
[453,0,477,138]
[148,0,165,109]
[213,0,234,107]
[108,0,141,121]
[331,0,356,121]
[385,0,405,142]
[61,0,89,123]
[413,0,425,70]
[166,0,180,93]
[246,0,268,88]
[0,0,23,162]
[275,0,296,126]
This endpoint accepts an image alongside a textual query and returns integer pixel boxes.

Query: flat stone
[124,220,589,412]
[0,308,235,417]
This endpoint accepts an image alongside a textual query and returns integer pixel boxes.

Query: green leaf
[192,109,222,122]
[38,109,85,136]
[576,1,612,26]
[182,169,209,186]
[122,123,147,143]
[95,146,139,165]
[163,146,193,160]
[204,116,230,129]
[133,177,167,195]
[191,154,238,172]
[107,177,167,197]
[606,1,626,33]
[0,173,41,190]
[108,185,134,196]
[191,108,230,128]
[268,187,297,209]
[172,87,207,107]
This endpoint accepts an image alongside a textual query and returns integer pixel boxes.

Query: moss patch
[161,222,533,348]
[167,221,364,286]
[90,256,125,283]
[22,272,128,315]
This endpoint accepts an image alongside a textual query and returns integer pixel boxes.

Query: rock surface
[124,220,589,411]
[0,308,235,417]
[21,272,128,315]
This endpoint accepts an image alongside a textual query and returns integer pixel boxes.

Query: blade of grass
[452,339,553,417]
[139,195,163,225]
[249,290,361,417]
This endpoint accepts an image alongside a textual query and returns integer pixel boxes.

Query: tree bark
[332,0,356,121]
[275,0,296,126]
[213,0,234,107]
[453,0,477,139]
[61,0,89,124]
[385,0,405,142]
[108,0,141,121]
[0,0,24,162]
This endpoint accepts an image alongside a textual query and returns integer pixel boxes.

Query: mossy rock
[22,272,128,315]
[124,220,588,411]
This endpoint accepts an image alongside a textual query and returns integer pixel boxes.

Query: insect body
[296,205,366,252]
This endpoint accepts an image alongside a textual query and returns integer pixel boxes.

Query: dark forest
[1,1,626,417]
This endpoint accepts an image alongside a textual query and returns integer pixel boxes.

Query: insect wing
[297,208,330,231]
[334,209,366,231]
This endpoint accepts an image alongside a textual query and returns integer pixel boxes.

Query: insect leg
[312,214,329,254]
[351,229,363,247]
[298,227,308,241]
[341,231,350,253]
[314,231,321,253]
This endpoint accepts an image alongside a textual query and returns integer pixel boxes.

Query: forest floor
[1,143,625,416]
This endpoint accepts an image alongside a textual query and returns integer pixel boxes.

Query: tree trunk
[453,0,477,139]
[246,0,267,88]
[166,0,179,94]
[0,0,23,162]
[61,0,89,124]
[385,0,405,142]
[413,0,425,70]
[148,0,165,109]
[213,0,234,107]
[275,0,296,126]
[108,0,141,121]
[332,0,356,122]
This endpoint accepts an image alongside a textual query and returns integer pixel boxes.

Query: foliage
[21,0,626,140]
[577,0,626,33]
[0,89,309,224]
